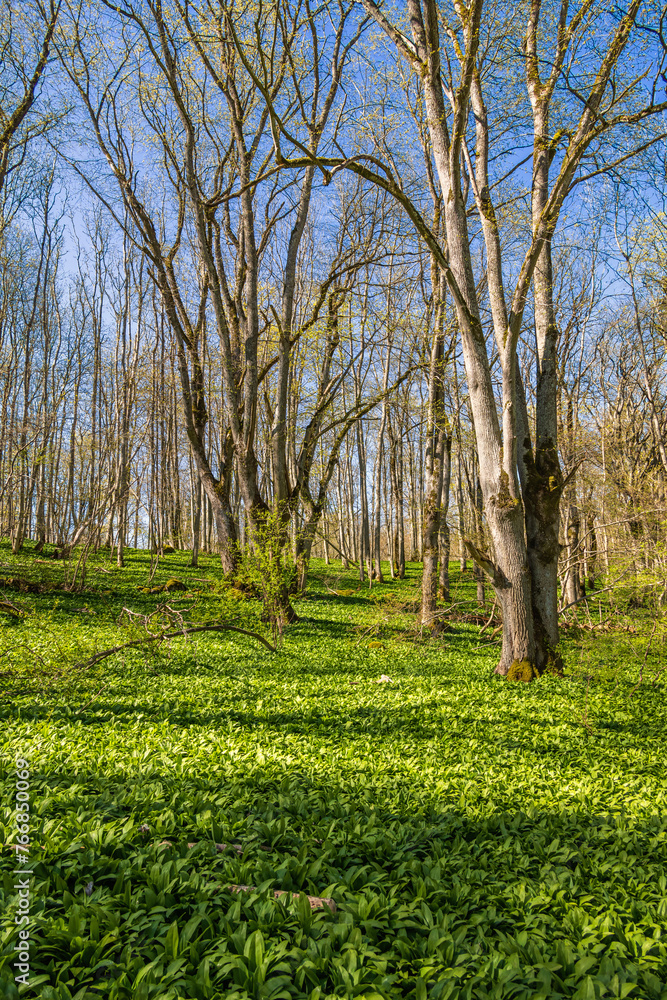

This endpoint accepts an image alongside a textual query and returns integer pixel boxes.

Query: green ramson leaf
[0,556,666,999]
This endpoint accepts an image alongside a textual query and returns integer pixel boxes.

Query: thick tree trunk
[346,450,357,563]
[522,464,563,667]
[34,451,48,553]
[211,488,238,576]
[517,365,563,671]
[521,96,565,671]
[408,437,419,560]
[470,500,537,679]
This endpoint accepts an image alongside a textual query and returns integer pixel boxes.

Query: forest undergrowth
[0,543,666,1000]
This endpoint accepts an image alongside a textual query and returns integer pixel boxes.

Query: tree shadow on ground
[2,764,665,998]
[5,682,663,750]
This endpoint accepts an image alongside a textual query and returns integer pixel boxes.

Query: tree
[270,0,667,675]
[0,0,60,209]
[59,0,395,618]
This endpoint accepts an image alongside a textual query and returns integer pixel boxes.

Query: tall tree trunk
[372,431,385,582]
[438,432,452,601]
[474,469,485,606]
[421,426,446,627]
[356,417,370,583]
[438,521,451,602]
[520,75,566,671]
[421,266,447,629]
[457,447,466,573]
[372,333,392,581]
[190,465,201,568]
[587,512,597,591]
[388,418,405,579]
[563,501,582,607]
[396,431,405,578]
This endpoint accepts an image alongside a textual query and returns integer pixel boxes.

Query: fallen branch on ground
[71,622,276,672]
[0,599,24,617]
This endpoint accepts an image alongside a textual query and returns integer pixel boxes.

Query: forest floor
[0,543,666,1000]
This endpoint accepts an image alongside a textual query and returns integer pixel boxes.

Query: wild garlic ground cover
[1,547,666,1000]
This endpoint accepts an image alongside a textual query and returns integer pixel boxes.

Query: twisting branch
[71,623,276,672]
